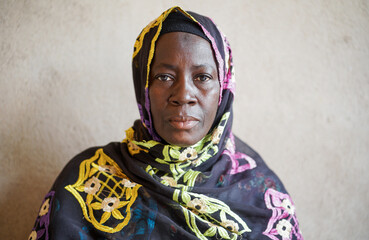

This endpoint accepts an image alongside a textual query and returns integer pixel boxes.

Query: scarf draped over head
[132,6,235,143]
[31,6,302,240]
[123,6,254,239]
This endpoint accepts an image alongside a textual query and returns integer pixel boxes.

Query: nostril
[168,81,197,105]
[171,100,180,106]
[188,100,196,105]
[169,98,197,106]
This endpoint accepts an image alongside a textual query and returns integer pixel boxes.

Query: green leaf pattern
[133,112,251,238]
[177,190,251,239]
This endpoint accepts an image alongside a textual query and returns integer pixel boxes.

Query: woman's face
[149,32,220,147]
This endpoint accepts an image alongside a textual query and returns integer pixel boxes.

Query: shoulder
[51,142,122,189]
[233,134,263,166]
[235,133,286,188]
[234,135,296,203]
[42,142,123,238]
[232,135,303,239]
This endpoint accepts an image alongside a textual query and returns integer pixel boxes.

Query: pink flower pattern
[223,133,257,175]
[263,188,303,240]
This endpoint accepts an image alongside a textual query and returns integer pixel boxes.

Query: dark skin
[149,32,220,147]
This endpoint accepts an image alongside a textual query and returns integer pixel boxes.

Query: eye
[155,74,174,82]
[194,74,212,82]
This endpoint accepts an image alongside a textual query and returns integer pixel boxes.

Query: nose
[169,75,197,106]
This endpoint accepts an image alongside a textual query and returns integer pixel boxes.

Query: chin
[166,138,196,147]
[163,133,201,147]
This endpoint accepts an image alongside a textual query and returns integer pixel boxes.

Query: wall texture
[1,0,368,239]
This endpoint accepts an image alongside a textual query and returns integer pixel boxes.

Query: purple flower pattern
[28,191,55,240]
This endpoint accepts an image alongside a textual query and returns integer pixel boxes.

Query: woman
[29,6,303,240]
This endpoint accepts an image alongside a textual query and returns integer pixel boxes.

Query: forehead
[152,32,217,69]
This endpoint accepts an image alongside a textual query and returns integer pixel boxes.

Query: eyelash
[194,74,212,82]
[154,74,212,82]
[155,74,174,82]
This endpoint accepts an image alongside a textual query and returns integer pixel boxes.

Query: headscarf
[29,6,303,240]
[132,6,235,143]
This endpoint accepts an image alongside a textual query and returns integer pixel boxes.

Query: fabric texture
[160,10,210,42]
[29,6,303,240]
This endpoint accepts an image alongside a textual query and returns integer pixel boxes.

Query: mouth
[168,116,199,130]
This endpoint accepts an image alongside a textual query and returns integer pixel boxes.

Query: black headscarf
[29,6,303,240]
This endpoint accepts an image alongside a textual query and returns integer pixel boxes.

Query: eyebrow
[152,63,177,71]
[152,63,216,71]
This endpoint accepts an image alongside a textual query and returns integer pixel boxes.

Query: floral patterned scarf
[29,6,303,240]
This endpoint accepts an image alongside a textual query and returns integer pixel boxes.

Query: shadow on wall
[0,67,93,239]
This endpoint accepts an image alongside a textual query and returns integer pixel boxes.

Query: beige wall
[1,0,368,239]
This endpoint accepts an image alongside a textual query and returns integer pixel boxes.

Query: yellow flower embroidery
[205,221,239,239]
[89,197,127,224]
[28,230,37,240]
[178,188,251,239]
[127,141,140,155]
[211,126,224,144]
[162,176,177,187]
[123,128,148,155]
[65,148,142,233]
[84,176,101,195]
[121,179,137,188]
[221,219,239,232]
[187,198,208,214]
[191,157,203,167]
[39,198,50,216]
[98,165,116,175]
[101,197,120,212]
[125,127,135,140]
[179,148,198,161]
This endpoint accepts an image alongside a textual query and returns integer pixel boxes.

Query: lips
[168,116,199,130]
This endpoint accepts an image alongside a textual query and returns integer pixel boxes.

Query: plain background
[1,0,368,239]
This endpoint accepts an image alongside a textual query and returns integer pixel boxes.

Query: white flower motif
[28,230,37,240]
[221,219,239,232]
[281,198,295,215]
[39,198,50,216]
[162,176,177,187]
[101,197,120,212]
[179,148,198,161]
[84,176,101,195]
[276,219,292,238]
[98,165,116,175]
[187,198,208,214]
[121,178,137,188]
[211,126,224,144]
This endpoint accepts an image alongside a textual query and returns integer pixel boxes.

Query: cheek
[207,87,220,110]
[149,88,160,120]
[149,86,169,130]
[202,88,220,124]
